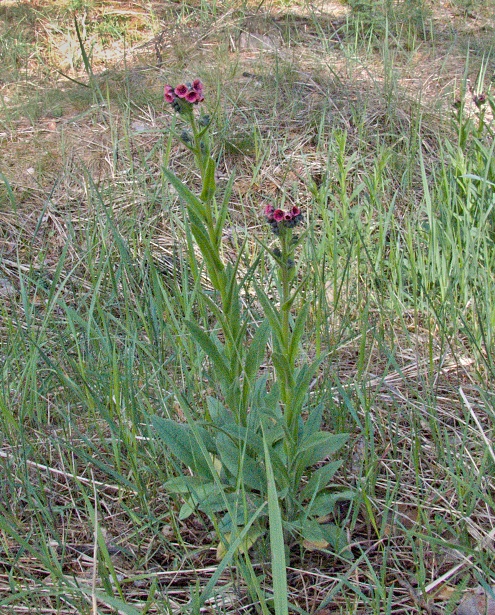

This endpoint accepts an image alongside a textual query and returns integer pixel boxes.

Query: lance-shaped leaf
[163,167,207,219]
[186,320,232,388]
[200,156,216,203]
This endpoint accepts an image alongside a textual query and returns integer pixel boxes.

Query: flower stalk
[264,204,305,446]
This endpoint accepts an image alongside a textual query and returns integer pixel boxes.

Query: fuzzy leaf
[152,416,214,478]
[216,526,264,560]
[297,431,349,469]
[163,167,207,218]
[200,156,216,203]
[215,171,235,239]
[271,352,291,387]
[262,425,289,615]
[186,321,231,386]
[216,432,265,490]
[288,302,310,365]
[309,490,354,519]
[302,404,324,439]
[244,319,270,385]
[253,282,283,343]
[289,359,322,421]
[301,460,343,501]
[187,213,225,290]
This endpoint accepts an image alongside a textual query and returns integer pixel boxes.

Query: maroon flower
[291,206,301,217]
[175,84,189,98]
[192,79,204,93]
[264,204,275,219]
[164,84,175,103]
[273,209,285,222]
[185,89,200,103]
[284,212,293,221]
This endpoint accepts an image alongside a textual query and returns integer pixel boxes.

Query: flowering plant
[153,79,352,568]
[164,80,205,108]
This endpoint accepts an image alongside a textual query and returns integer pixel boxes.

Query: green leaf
[198,501,267,609]
[262,425,289,615]
[207,396,234,425]
[301,460,343,501]
[289,359,322,420]
[288,302,309,365]
[268,447,290,492]
[79,589,143,615]
[0,170,17,209]
[152,416,214,478]
[216,432,265,490]
[163,167,207,218]
[188,213,225,290]
[271,352,291,387]
[254,282,283,343]
[300,520,350,556]
[309,490,355,519]
[200,156,217,203]
[186,321,231,385]
[164,475,212,494]
[179,501,195,520]
[224,259,242,322]
[301,518,328,546]
[215,170,235,239]
[320,523,351,555]
[302,404,324,439]
[297,431,349,469]
[252,377,282,419]
[244,319,270,385]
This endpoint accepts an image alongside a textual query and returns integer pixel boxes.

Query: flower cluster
[164,80,204,113]
[264,204,303,234]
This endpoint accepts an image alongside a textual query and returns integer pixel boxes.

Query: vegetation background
[1,0,495,613]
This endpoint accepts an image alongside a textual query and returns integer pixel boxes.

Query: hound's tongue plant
[152,79,352,598]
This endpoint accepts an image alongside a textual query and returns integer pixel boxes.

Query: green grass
[1,0,495,613]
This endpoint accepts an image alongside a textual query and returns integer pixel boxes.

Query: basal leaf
[302,404,324,440]
[216,432,264,490]
[309,490,355,519]
[300,460,343,501]
[152,416,214,478]
[262,424,289,615]
[296,431,349,472]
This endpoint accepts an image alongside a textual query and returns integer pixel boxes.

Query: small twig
[0,449,129,493]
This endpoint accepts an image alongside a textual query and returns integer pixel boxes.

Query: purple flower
[264,204,275,220]
[265,204,304,235]
[164,84,175,103]
[185,89,200,103]
[175,84,189,98]
[165,80,205,110]
[192,79,204,93]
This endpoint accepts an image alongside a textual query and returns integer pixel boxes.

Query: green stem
[188,111,245,421]
[278,229,297,444]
